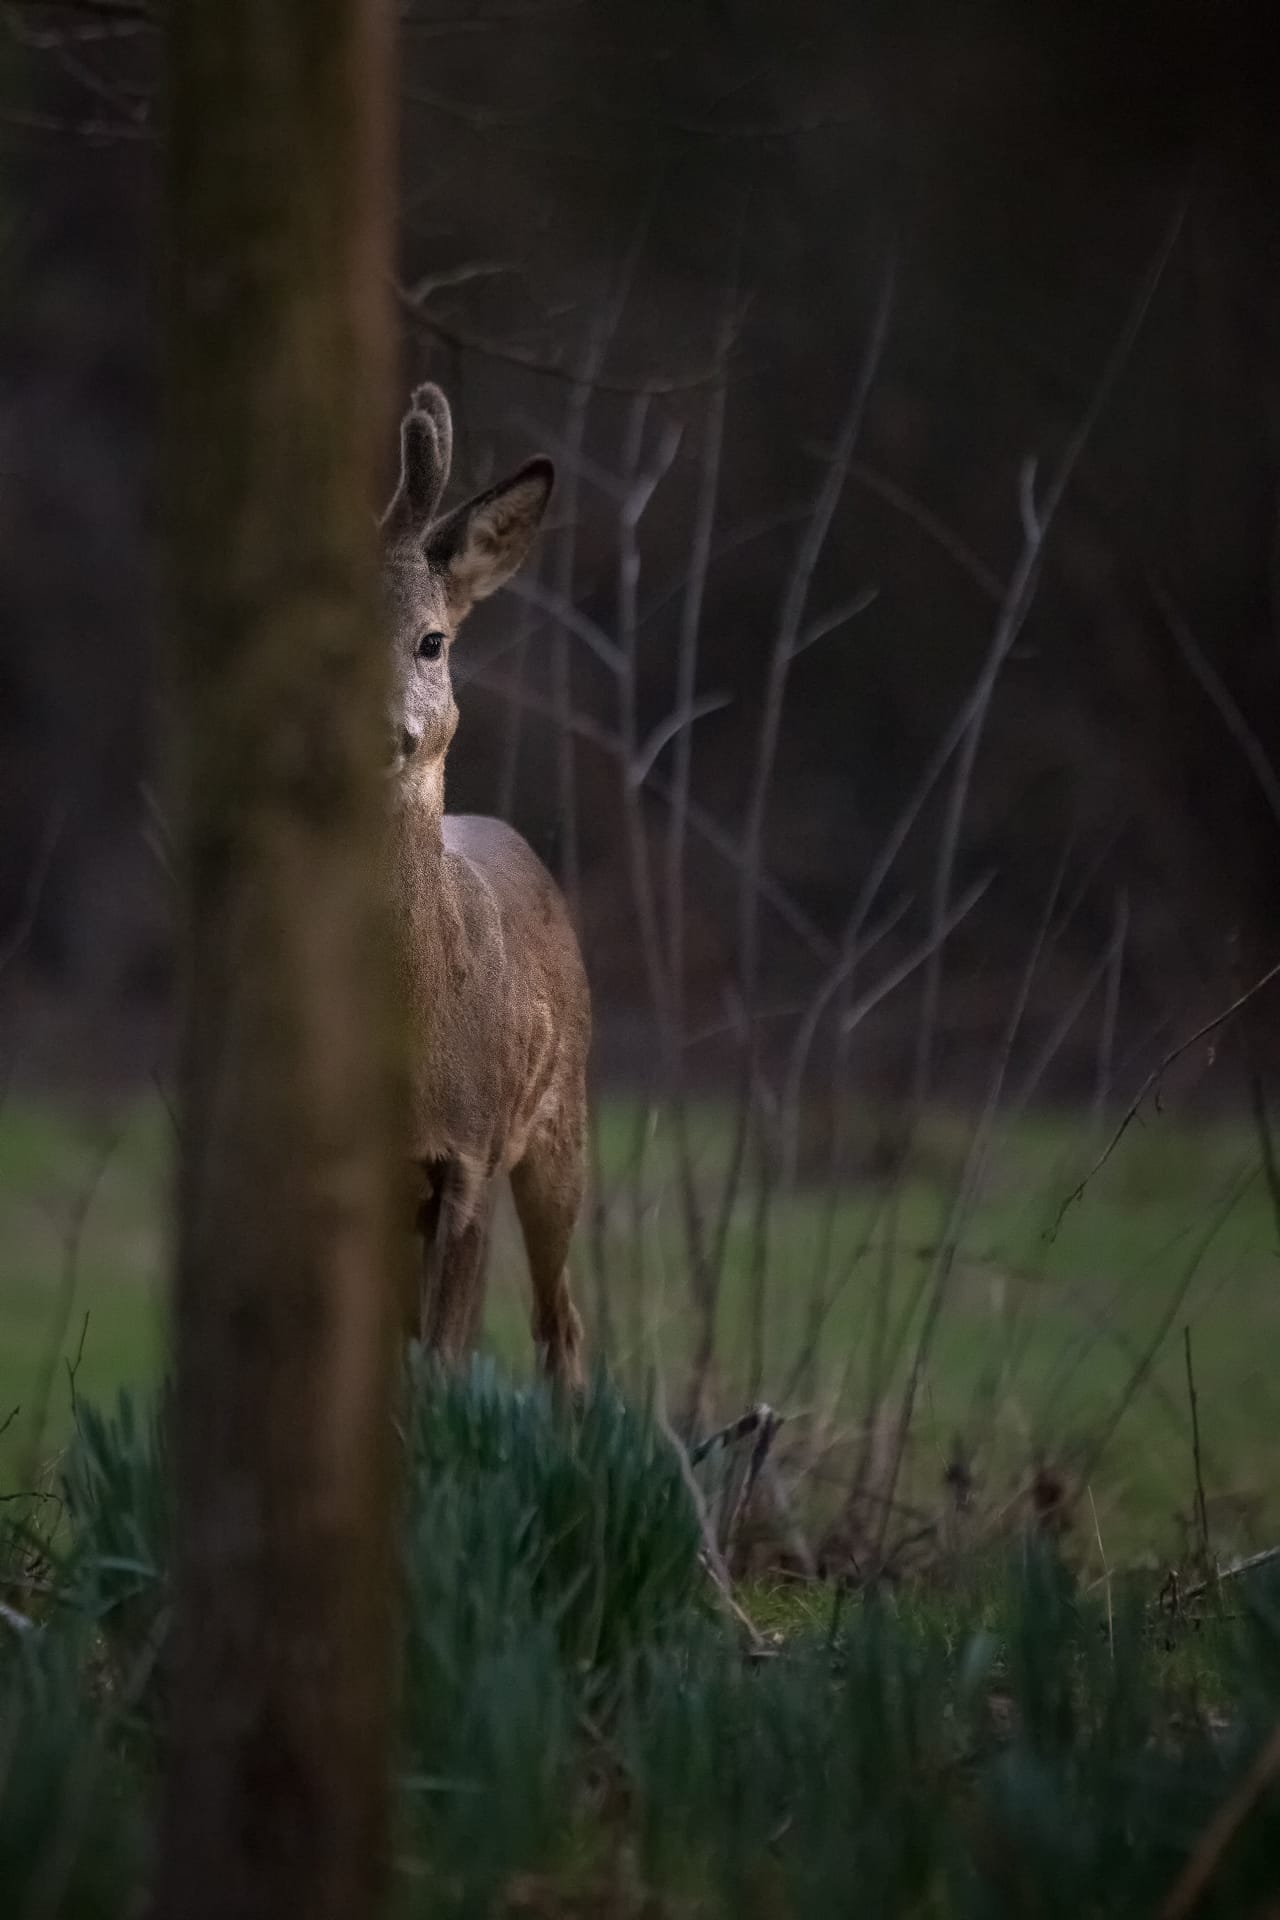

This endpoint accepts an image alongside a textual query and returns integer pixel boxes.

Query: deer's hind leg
[420,1158,493,1362]
[510,1090,586,1393]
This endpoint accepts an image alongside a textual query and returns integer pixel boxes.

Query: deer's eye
[417,631,445,662]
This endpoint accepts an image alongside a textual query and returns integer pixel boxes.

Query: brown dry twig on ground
[1180,1544,1280,1606]
[654,1403,767,1654]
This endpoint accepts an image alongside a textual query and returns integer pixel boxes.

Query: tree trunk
[154,7,401,1919]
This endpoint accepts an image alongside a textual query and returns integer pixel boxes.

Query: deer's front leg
[420,1161,492,1360]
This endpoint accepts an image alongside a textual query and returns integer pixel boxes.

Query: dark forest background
[4,0,1280,1102]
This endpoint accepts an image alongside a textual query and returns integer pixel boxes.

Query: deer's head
[381,384,553,798]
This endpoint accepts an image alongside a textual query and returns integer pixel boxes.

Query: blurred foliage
[0,1627,147,1920]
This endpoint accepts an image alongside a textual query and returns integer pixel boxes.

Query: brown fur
[381,386,589,1387]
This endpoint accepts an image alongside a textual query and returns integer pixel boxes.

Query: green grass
[0,1097,167,1486]
[2,1088,1278,1555]
[8,1362,1280,1919]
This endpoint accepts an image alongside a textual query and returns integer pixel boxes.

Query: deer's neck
[386,771,465,1013]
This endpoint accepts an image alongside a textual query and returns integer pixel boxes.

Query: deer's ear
[427,458,554,612]
[382,384,453,533]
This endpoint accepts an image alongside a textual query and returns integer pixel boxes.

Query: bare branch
[912,203,1186,1108]
[1053,952,1280,1232]
[639,504,811,631]
[0,800,70,981]
[19,1,151,20]
[402,260,516,303]
[667,275,736,1001]
[396,281,729,396]
[1075,1165,1257,1524]
[778,878,989,1187]
[1017,453,1041,544]
[739,263,895,993]
[629,692,732,790]
[3,2,151,123]
[21,1117,123,1484]
[652,1398,766,1652]
[1148,570,1280,835]
[838,875,993,1036]
[717,260,895,1296]
[1093,887,1129,1132]
[873,844,1076,1566]
[509,411,637,503]
[622,416,682,527]
[848,460,1005,602]
[469,665,832,958]
[0,104,152,142]
[505,576,625,674]
[790,584,878,659]
[1,5,147,43]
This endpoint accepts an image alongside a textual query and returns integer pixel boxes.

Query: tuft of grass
[57,1388,171,1678]
[8,1354,1280,1916]
[396,1356,706,1907]
[0,1625,147,1919]
[403,1353,705,1683]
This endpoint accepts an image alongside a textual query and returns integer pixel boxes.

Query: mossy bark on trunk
[155,7,402,1919]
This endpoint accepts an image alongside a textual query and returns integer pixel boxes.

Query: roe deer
[381,384,588,1389]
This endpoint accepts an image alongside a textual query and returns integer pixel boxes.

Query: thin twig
[1158,1719,1280,1920]
[913,204,1185,1109]
[0,104,153,142]
[705,262,895,1412]
[2,2,149,122]
[629,693,732,789]
[396,294,725,397]
[790,585,878,659]
[1093,887,1129,1134]
[1184,1324,1211,1573]
[467,664,834,959]
[1087,1484,1114,1660]
[1148,571,1280,836]
[0,800,70,980]
[1053,954,1280,1233]
[667,255,737,996]
[688,1402,779,1467]
[722,1403,783,1568]
[1074,1168,1257,1496]
[655,1403,765,1652]
[20,1121,122,1482]
[506,576,624,674]
[652,243,742,1435]
[873,844,1073,1566]
[780,872,993,1182]
[848,459,1005,603]
[1182,1543,1280,1604]
[65,1309,91,1427]
[1245,1063,1280,1253]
